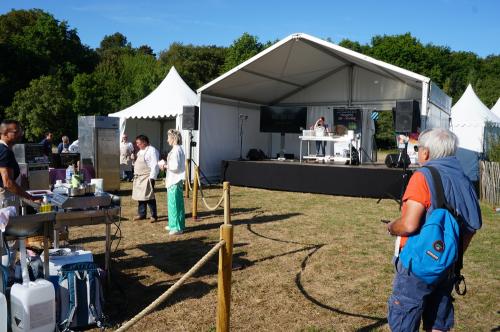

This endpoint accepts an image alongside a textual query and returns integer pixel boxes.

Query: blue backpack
[58,262,106,331]
[399,166,465,287]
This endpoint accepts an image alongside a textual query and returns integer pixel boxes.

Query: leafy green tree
[118,53,164,110]
[0,9,97,119]
[137,45,155,57]
[159,42,226,89]
[72,51,164,116]
[338,39,370,54]
[5,75,75,141]
[476,55,500,107]
[374,111,396,149]
[222,33,266,73]
[98,32,131,53]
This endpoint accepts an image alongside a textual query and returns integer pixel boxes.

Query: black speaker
[385,153,411,168]
[182,105,199,130]
[394,100,420,133]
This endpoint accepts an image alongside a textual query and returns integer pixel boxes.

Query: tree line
[1,9,498,148]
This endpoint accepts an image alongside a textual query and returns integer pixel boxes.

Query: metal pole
[239,118,244,160]
[185,158,190,198]
[192,166,199,220]
[216,224,233,332]
[105,223,111,284]
[43,221,50,279]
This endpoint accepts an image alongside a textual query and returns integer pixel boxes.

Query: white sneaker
[169,230,183,235]
[164,225,169,231]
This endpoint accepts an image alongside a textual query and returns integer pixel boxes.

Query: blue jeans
[315,141,326,156]
[138,199,157,219]
[388,259,454,331]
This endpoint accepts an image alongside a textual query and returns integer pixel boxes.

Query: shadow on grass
[184,211,301,234]
[294,246,388,331]
[94,211,302,326]
[189,206,259,219]
[245,224,388,331]
[92,235,249,326]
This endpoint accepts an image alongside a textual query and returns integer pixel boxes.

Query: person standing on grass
[120,134,134,181]
[0,120,42,209]
[132,134,159,223]
[159,129,185,235]
[386,128,481,332]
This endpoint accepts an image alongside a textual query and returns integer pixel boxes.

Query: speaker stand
[238,114,247,160]
[377,138,410,209]
[279,132,286,159]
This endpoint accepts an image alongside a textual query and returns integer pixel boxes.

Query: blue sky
[1,0,498,57]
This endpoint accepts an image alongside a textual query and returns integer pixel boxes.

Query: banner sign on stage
[333,109,362,133]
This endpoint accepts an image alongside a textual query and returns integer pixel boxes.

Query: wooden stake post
[192,165,199,220]
[216,224,233,332]
[185,158,190,198]
[223,181,231,225]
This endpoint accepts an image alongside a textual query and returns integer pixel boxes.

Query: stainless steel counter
[3,196,120,281]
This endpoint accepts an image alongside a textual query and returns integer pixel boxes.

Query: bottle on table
[65,165,74,184]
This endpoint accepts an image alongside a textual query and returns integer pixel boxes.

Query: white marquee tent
[109,66,198,154]
[492,98,500,119]
[451,84,500,181]
[194,33,452,180]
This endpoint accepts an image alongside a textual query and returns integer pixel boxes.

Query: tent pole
[160,119,165,154]
[348,65,353,107]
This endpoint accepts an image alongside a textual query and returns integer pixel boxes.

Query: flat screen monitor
[260,106,307,133]
[333,109,362,134]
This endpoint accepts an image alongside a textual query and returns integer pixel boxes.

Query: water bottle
[65,165,74,183]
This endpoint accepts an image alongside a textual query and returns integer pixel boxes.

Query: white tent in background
[492,97,500,118]
[109,66,198,154]
[451,84,500,181]
[196,33,452,180]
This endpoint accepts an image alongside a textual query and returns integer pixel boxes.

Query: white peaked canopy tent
[195,33,452,180]
[492,98,500,118]
[109,66,198,154]
[451,84,500,181]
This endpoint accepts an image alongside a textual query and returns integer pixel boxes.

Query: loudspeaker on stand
[394,100,420,133]
[182,106,199,130]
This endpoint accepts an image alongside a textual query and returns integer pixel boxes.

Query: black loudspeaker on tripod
[182,105,199,130]
[394,100,420,133]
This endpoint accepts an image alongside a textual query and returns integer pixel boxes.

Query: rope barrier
[197,175,225,211]
[115,239,226,332]
[186,177,193,191]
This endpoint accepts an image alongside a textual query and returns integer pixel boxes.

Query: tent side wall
[198,96,379,180]
[198,97,268,180]
[122,118,176,155]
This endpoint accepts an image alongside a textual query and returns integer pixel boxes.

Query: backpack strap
[424,165,466,295]
[424,166,446,209]
[59,270,78,332]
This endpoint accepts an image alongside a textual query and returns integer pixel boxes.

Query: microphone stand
[239,114,248,160]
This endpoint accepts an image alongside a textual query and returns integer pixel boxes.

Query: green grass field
[72,182,499,331]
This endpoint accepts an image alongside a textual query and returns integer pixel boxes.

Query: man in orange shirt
[386,128,481,332]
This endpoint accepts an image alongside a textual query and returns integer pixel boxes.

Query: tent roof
[109,66,197,119]
[451,84,500,127]
[492,97,500,118]
[198,33,430,105]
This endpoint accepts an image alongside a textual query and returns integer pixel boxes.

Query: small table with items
[2,188,120,282]
[299,135,353,163]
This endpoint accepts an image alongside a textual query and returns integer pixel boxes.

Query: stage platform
[221,159,415,199]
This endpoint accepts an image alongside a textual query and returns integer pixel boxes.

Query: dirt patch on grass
[69,182,499,331]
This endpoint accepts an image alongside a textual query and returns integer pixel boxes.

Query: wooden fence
[480,161,500,206]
